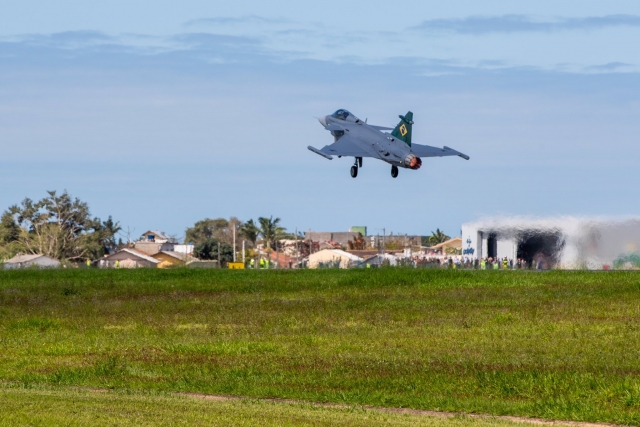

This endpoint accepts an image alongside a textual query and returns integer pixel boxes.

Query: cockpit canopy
[331,109,350,120]
[331,109,359,122]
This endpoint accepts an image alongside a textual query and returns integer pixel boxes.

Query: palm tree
[428,228,450,246]
[258,216,285,249]
[240,219,260,247]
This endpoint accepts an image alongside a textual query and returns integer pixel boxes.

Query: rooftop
[140,230,171,241]
[105,248,160,264]
[156,251,196,262]
[4,254,50,263]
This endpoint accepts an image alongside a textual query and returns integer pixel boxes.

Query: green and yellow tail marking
[391,111,413,146]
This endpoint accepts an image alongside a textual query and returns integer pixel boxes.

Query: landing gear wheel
[350,165,358,178]
[391,165,398,178]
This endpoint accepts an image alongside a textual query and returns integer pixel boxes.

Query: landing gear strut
[350,158,360,178]
[391,165,398,178]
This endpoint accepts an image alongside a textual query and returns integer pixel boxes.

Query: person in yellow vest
[493,260,499,270]
[249,258,255,269]
[265,258,270,269]
[86,259,91,268]
[259,258,265,269]
[115,260,120,269]
[480,259,486,270]
[503,257,509,270]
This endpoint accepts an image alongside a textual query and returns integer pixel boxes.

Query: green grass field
[1,269,639,425]
[0,385,533,427]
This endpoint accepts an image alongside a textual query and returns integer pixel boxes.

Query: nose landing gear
[391,165,398,178]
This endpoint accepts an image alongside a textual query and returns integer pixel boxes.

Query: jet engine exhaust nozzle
[404,154,422,170]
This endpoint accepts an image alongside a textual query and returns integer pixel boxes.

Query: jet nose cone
[317,115,328,127]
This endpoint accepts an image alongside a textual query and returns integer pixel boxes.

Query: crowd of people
[409,256,547,270]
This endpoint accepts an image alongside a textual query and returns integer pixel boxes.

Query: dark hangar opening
[517,232,564,269]
[487,233,498,259]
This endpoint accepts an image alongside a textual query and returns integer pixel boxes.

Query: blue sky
[1,1,639,240]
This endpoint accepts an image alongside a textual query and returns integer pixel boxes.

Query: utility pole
[233,225,236,263]
[218,241,221,268]
[118,226,136,248]
[242,240,245,264]
[295,227,298,269]
[275,229,279,269]
[383,228,386,253]
[374,228,386,256]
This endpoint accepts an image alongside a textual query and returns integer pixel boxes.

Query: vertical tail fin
[391,111,413,147]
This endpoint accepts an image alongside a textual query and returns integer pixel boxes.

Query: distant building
[462,216,640,269]
[363,253,399,266]
[349,226,367,236]
[368,234,422,249]
[305,231,361,248]
[134,230,180,255]
[134,241,174,256]
[307,249,364,269]
[427,237,462,254]
[152,251,196,268]
[267,251,295,268]
[3,254,60,269]
[139,230,172,243]
[172,244,194,256]
[100,249,160,268]
[318,241,342,250]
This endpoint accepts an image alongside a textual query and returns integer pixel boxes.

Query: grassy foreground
[1,269,639,424]
[0,385,525,427]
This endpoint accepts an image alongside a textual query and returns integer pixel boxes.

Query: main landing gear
[350,157,363,178]
[391,165,399,178]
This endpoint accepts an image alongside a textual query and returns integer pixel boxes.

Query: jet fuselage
[318,113,413,168]
[309,109,468,178]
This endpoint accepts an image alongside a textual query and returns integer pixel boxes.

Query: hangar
[461,216,640,269]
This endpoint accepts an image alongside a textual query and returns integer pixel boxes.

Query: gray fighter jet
[308,109,469,178]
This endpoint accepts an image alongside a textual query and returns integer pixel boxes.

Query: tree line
[0,191,121,262]
[0,190,454,263]
[185,216,293,262]
[0,190,294,263]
